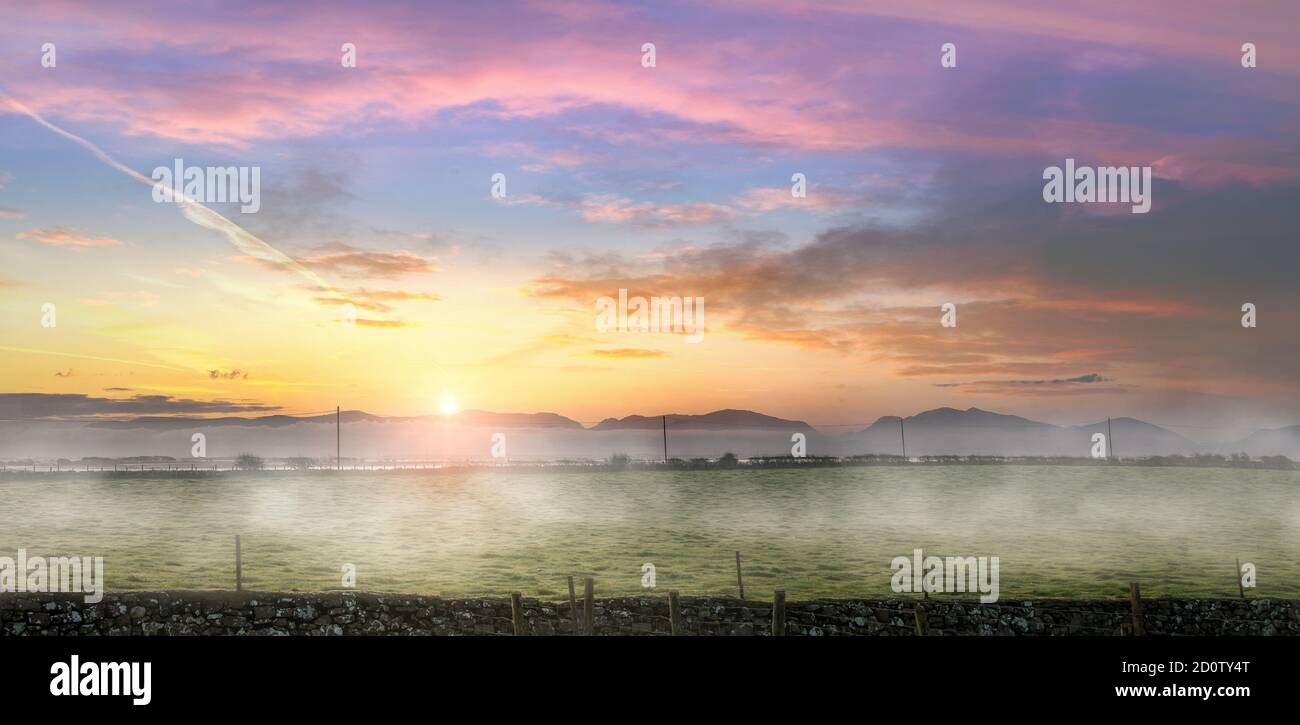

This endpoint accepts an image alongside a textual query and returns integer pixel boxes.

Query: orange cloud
[17,226,124,248]
[578,195,737,227]
[314,287,443,314]
[354,318,418,328]
[299,243,437,279]
[590,348,668,359]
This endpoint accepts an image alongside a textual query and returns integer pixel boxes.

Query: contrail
[0,91,339,294]
[0,345,190,372]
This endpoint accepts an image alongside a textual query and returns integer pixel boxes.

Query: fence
[213,537,1263,637]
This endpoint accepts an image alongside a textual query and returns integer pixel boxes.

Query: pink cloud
[723,0,1300,71]
[0,1,1292,187]
[17,226,124,248]
[578,194,737,227]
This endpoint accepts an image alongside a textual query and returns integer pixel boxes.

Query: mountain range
[590,409,815,432]
[5,406,1299,460]
[85,410,584,430]
[862,407,1199,457]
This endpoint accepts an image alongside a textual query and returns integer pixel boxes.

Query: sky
[0,0,1297,439]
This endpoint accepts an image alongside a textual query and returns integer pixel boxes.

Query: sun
[440,398,459,415]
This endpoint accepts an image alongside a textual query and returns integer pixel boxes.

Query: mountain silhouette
[1230,424,1300,458]
[862,407,1196,457]
[86,409,581,430]
[591,409,815,432]
[6,400,1297,459]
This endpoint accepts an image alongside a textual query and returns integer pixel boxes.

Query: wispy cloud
[0,393,279,419]
[17,226,123,248]
[296,242,438,279]
[353,318,417,329]
[208,369,249,380]
[935,373,1126,397]
[505,185,869,228]
[0,92,342,292]
[313,287,444,314]
[590,348,668,359]
[578,195,737,227]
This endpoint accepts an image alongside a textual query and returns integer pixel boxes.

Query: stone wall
[1,591,1296,635]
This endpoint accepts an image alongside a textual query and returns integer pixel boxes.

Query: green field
[2,465,1297,599]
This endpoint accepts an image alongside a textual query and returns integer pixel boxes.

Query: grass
[0,465,1296,599]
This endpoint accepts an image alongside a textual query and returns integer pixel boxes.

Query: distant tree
[1260,456,1295,470]
[286,457,315,470]
[607,453,631,470]
[718,452,738,467]
[235,453,264,470]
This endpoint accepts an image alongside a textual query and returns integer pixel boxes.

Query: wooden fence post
[914,602,928,636]
[735,551,745,599]
[511,591,526,636]
[235,535,242,591]
[669,590,682,636]
[584,577,595,636]
[1129,582,1145,637]
[567,576,579,635]
[772,590,786,636]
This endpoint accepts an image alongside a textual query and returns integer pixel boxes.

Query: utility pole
[336,406,341,471]
[662,415,668,463]
[900,418,907,459]
[1107,417,1114,461]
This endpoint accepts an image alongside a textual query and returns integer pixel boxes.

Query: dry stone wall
[2,591,1295,636]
